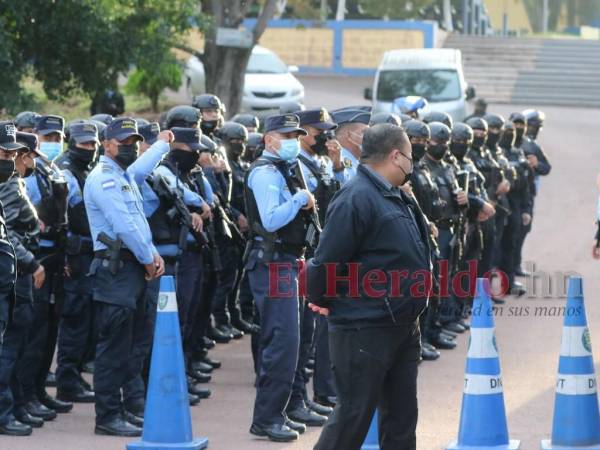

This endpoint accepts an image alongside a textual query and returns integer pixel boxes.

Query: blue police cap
[0,122,27,152]
[70,122,99,144]
[105,117,143,142]
[139,122,161,145]
[35,115,65,137]
[171,127,207,151]
[296,108,337,131]
[263,114,307,135]
[331,108,371,126]
[16,131,41,155]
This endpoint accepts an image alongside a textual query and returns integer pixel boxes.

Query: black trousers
[314,322,421,450]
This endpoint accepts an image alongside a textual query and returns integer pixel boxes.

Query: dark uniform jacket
[0,176,40,274]
[306,164,431,329]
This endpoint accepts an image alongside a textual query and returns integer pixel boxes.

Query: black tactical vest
[229,159,248,214]
[147,163,184,245]
[468,146,501,202]
[424,157,459,222]
[410,161,445,222]
[244,157,308,247]
[297,154,340,224]
[34,162,68,240]
[63,161,91,236]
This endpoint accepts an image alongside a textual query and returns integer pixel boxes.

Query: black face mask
[487,133,500,148]
[472,135,486,149]
[201,121,218,136]
[428,143,448,161]
[411,143,427,161]
[310,132,331,156]
[515,128,525,147]
[499,133,515,150]
[68,146,95,170]
[450,142,469,160]
[227,142,245,159]
[527,124,540,140]
[115,143,138,168]
[170,149,199,173]
[0,159,15,183]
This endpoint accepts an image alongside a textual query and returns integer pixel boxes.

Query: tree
[177,0,279,117]
[126,60,182,112]
[0,0,199,114]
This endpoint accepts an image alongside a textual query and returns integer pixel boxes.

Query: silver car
[185,45,305,118]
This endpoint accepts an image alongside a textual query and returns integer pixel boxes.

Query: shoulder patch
[343,157,353,169]
[102,180,116,190]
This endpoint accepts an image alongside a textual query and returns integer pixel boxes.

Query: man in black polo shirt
[307,124,431,450]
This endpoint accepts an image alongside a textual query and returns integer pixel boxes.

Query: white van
[364,49,475,121]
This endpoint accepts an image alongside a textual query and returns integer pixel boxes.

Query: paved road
[3,75,600,450]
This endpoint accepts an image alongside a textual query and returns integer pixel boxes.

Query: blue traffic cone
[541,276,600,449]
[361,410,379,450]
[447,278,520,450]
[127,276,208,450]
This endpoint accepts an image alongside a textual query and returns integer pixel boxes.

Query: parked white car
[185,46,305,117]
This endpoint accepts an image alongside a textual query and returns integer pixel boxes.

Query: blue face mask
[278,138,300,161]
[39,141,62,161]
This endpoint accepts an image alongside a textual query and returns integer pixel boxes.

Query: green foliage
[125,59,182,112]
[0,0,199,113]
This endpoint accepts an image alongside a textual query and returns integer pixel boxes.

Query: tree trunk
[151,93,159,113]
[204,45,252,118]
[200,0,279,117]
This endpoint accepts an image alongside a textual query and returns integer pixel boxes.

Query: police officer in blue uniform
[84,117,170,436]
[53,122,99,403]
[245,114,315,442]
[21,115,72,415]
[331,108,371,179]
[149,127,214,397]
[287,108,349,425]
[0,123,47,435]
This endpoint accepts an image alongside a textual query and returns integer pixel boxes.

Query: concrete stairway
[444,34,600,107]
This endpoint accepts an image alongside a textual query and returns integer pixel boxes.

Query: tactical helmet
[522,109,545,126]
[428,122,451,143]
[15,111,41,130]
[369,112,402,127]
[215,122,248,143]
[466,117,488,132]
[134,117,150,126]
[508,112,526,124]
[451,123,474,143]
[247,132,263,149]
[483,113,505,130]
[231,113,259,130]
[200,134,218,153]
[90,113,114,126]
[422,111,453,129]
[165,105,201,129]
[403,120,430,139]
[279,101,305,114]
[192,94,224,113]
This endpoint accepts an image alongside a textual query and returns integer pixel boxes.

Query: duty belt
[94,248,137,263]
[252,240,306,258]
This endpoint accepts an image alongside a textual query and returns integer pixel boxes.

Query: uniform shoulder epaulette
[101,163,113,174]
